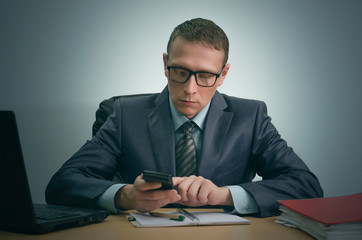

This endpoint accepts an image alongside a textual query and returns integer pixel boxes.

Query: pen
[177,208,200,222]
[149,212,185,221]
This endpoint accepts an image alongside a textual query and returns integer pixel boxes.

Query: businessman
[46,18,323,217]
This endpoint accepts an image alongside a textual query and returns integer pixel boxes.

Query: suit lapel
[198,92,233,179]
[147,88,176,175]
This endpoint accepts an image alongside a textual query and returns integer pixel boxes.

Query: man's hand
[114,174,181,212]
[174,175,234,207]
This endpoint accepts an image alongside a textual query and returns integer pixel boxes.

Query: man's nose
[184,74,198,93]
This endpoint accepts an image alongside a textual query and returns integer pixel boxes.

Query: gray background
[1,0,361,204]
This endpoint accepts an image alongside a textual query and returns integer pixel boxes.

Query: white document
[128,211,250,227]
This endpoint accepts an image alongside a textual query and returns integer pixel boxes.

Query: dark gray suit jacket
[46,87,323,217]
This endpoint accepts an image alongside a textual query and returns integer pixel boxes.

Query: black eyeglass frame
[166,64,226,87]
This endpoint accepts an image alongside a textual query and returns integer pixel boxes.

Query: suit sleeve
[240,102,323,217]
[45,100,123,209]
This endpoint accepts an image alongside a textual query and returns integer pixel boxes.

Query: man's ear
[217,63,230,87]
[163,53,168,78]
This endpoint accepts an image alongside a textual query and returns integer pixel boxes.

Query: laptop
[0,111,110,234]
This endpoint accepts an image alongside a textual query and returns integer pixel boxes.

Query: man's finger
[172,177,185,186]
[135,175,162,191]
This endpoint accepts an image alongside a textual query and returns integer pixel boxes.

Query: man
[46,18,323,217]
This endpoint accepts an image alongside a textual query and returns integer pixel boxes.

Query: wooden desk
[0,209,312,240]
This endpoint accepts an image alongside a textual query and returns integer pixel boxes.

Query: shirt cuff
[226,185,258,214]
[96,183,125,213]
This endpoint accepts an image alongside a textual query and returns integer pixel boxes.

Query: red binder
[279,192,362,225]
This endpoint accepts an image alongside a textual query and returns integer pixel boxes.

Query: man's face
[163,38,230,119]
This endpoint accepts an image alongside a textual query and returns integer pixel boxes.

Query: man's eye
[198,73,213,79]
[175,69,188,76]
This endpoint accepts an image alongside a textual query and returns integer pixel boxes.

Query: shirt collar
[169,96,210,132]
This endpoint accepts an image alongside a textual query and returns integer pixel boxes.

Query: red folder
[279,192,362,225]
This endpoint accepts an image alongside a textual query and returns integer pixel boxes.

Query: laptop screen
[0,111,38,231]
[0,111,110,234]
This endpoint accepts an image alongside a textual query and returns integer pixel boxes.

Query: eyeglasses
[167,65,225,87]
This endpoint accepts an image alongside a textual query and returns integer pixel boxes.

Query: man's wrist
[115,184,132,210]
[219,186,234,206]
[226,185,258,214]
[97,183,125,213]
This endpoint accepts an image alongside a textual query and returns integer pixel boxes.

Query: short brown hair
[167,18,229,65]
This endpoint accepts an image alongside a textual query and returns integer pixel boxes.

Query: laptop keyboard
[34,205,78,220]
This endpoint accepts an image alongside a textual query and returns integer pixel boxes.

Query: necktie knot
[183,121,194,134]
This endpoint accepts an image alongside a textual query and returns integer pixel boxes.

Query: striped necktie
[176,121,196,177]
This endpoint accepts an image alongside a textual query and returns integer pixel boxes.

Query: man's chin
[179,110,197,119]
[175,105,199,119]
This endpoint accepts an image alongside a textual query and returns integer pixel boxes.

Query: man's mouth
[181,100,196,104]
